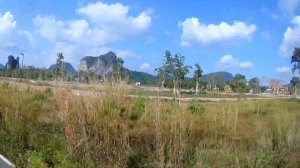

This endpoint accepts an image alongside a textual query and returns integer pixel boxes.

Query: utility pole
[77,64,81,84]
[20,53,24,69]
[19,53,24,81]
[261,76,266,96]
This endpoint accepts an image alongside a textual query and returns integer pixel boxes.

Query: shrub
[188,100,205,115]
[130,96,146,120]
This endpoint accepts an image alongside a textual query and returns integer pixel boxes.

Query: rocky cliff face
[79,51,118,76]
[5,55,19,70]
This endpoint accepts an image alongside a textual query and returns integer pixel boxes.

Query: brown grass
[1,81,299,167]
[54,84,300,167]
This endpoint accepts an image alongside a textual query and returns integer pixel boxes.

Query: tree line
[155,50,264,96]
[1,49,300,96]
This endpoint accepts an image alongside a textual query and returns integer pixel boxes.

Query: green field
[0,82,299,167]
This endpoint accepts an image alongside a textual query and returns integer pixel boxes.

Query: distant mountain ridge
[127,70,234,87]
[48,62,77,74]
[0,63,4,69]
[127,70,158,85]
[202,71,234,87]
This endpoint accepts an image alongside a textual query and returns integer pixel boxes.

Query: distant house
[134,82,141,86]
[264,88,272,94]
[264,87,289,95]
[5,55,19,70]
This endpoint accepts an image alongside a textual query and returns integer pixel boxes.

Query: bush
[130,96,147,120]
[188,100,205,115]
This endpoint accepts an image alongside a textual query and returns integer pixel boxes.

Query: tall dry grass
[0,82,76,167]
[1,81,299,167]
[55,84,130,167]
[54,84,300,167]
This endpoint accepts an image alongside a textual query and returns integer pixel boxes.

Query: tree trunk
[196,80,199,95]
[173,79,176,96]
[161,74,165,88]
[178,82,181,96]
[117,69,120,83]
[161,79,165,88]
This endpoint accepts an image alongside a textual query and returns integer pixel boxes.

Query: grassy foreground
[0,82,299,167]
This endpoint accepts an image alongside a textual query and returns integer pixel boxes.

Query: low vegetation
[0,82,299,167]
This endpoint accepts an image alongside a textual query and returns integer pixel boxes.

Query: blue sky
[1,0,300,83]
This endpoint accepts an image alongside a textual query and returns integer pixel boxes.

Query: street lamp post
[261,76,265,96]
[261,76,263,95]
[78,64,80,84]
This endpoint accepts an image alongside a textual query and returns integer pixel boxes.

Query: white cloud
[0,11,34,50]
[33,16,116,46]
[0,11,15,34]
[239,61,254,68]
[180,17,257,47]
[116,50,139,59]
[279,16,300,58]
[33,15,115,66]
[77,1,152,36]
[292,16,300,24]
[276,66,291,73]
[218,55,238,68]
[32,1,152,67]
[140,63,150,72]
[216,55,253,69]
[278,0,300,16]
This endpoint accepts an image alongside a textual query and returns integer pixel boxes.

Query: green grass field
[0,82,299,167]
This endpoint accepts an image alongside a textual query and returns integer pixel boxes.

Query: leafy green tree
[290,77,296,95]
[193,63,203,94]
[249,77,260,94]
[229,74,249,93]
[208,75,220,91]
[173,53,191,93]
[113,57,124,83]
[160,50,175,92]
[24,66,39,79]
[291,48,300,95]
[55,52,64,81]
[291,47,300,74]
[155,67,166,88]
[158,50,191,95]
[224,84,232,93]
